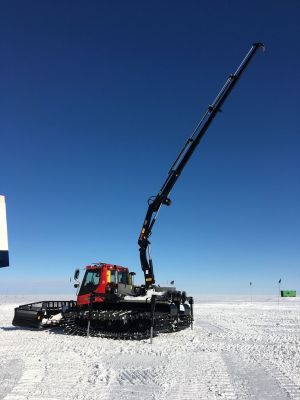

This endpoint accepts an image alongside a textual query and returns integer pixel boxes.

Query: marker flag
[0,195,9,268]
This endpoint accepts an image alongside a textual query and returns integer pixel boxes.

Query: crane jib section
[138,43,265,288]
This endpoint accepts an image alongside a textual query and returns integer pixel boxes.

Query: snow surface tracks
[0,296,299,399]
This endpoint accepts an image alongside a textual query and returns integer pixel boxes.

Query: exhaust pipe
[0,195,9,268]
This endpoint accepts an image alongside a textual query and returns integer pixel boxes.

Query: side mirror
[74,283,79,288]
[74,269,80,281]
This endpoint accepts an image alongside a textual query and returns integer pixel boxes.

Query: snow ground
[0,295,299,400]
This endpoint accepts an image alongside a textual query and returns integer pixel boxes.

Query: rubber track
[63,309,191,340]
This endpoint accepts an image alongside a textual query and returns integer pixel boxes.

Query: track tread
[63,309,191,339]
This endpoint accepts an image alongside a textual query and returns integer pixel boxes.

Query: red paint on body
[77,263,129,307]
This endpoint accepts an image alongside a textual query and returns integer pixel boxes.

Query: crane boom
[138,42,265,288]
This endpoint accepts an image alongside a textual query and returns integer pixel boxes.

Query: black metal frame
[12,300,77,329]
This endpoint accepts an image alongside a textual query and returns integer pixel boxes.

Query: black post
[150,295,157,344]
[87,292,95,338]
[189,297,194,330]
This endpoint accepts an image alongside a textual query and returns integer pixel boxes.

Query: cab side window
[118,271,127,284]
[110,270,117,283]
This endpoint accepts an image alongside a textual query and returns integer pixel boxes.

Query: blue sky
[0,1,299,295]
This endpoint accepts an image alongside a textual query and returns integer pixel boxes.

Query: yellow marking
[106,270,111,283]
[146,278,152,282]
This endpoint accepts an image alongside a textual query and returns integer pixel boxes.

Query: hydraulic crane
[138,42,265,288]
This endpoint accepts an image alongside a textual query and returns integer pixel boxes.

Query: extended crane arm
[138,43,265,288]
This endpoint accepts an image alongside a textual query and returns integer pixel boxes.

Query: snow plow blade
[13,306,44,328]
[12,301,76,329]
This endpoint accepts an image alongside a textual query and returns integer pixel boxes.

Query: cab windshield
[78,270,101,295]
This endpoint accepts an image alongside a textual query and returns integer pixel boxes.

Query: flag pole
[278,278,281,306]
[250,282,252,303]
